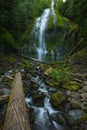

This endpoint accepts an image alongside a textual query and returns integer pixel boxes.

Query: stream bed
[0,61,87,130]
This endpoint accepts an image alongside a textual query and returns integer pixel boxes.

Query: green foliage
[55,0,87,53]
[0,0,51,54]
[49,65,71,82]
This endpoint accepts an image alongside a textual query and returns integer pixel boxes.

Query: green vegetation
[50,92,66,107]
[0,0,51,54]
[56,0,87,52]
[49,65,71,83]
[0,0,86,56]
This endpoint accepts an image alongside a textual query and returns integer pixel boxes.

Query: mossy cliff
[46,9,78,56]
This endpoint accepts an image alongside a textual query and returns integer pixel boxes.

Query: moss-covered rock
[63,82,79,91]
[50,92,66,108]
[67,110,87,125]
[70,100,81,109]
[46,9,78,56]
[32,93,45,107]
[46,80,61,88]
[28,107,35,123]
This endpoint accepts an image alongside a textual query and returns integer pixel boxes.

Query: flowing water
[33,8,50,61]
[25,74,65,130]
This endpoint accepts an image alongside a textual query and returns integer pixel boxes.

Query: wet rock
[70,92,81,99]
[84,81,87,85]
[80,93,87,99]
[70,100,81,109]
[48,87,57,93]
[50,92,67,108]
[32,93,45,107]
[66,90,71,96]
[28,107,35,123]
[0,88,10,95]
[66,109,87,125]
[82,86,87,92]
[0,77,2,82]
[51,112,66,125]
[31,123,42,130]
[63,84,79,91]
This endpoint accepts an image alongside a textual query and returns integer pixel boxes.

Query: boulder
[50,92,67,108]
[66,109,87,125]
[70,100,81,109]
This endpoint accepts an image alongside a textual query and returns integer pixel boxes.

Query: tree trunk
[3,72,31,130]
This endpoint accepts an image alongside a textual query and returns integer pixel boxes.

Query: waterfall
[31,0,57,61]
[22,0,59,62]
[33,9,50,61]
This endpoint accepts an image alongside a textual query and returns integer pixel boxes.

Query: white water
[32,0,57,61]
[25,73,64,130]
[33,9,50,61]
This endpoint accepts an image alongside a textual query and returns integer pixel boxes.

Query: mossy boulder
[70,100,81,109]
[46,80,61,88]
[50,92,67,108]
[46,9,78,56]
[32,93,45,107]
[63,82,79,91]
[28,107,35,123]
[67,110,87,125]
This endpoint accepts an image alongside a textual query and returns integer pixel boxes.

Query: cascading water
[33,9,50,61]
[23,0,58,62]
[25,74,64,130]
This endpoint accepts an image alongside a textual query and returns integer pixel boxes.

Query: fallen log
[3,72,31,130]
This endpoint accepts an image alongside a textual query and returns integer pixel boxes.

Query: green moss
[50,92,66,107]
[69,113,87,125]
[47,80,60,88]
[63,84,79,91]
[74,113,87,124]
[21,59,32,69]
[49,65,71,83]
[47,15,54,29]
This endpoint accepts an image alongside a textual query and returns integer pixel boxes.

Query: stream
[0,64,87,130]
[25,71,65,130]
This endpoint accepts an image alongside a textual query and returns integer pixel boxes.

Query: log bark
[3,72,31,130]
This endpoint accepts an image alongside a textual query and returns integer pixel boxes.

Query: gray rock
[48,87,57,93]
[70,100,81,109]
[0,88,10,95]
[66,109,87,125]
[84,81,87,85]
[51,112,66,124]
[71,93,80,99]
[82,86,87,92]
[80,93,87,99]
[66,90,71,96]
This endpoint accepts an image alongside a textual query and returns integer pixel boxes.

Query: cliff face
[46,9,78,58]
